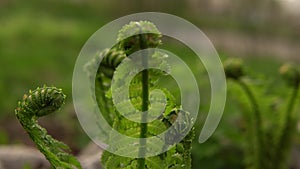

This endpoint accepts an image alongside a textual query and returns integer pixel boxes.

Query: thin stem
[137,28,149,169]
[285,83,299,129]
[98,77,113,124]
[273,83,299,168]
[236,80,264,168]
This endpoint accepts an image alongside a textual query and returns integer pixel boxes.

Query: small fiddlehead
[225,58,300,169]
[224,58,264,168]
[117,21,161,56]
[15,86,82,169]
[272,64,300,169]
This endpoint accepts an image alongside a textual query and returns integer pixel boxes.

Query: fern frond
[15,86,82,169]
[85,48,127,126]
[94,21,195,169]
[101,63,194,168]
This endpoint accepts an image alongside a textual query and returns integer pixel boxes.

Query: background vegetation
[0,0,299,168]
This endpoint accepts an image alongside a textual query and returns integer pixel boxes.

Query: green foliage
[225,58,300,169]
[14,21,195,169]
[15,86,82,169]
[88,21,195,169]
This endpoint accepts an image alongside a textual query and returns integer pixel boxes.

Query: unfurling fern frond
[15,86,82,169]
[225,59,300,169]
[117,21,161,56]
[85,48,127,126]
[94,21,195,169]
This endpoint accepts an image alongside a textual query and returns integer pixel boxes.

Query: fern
[86,21,195,169]
[15,21,195,169]
[15,86,82,169]
[224,58,300,169]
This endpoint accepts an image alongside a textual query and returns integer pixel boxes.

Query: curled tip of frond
[224,58,244,80]
[15,86,81,169]
[117,21,162,55]
[84,48,126,79]
[279,63,300,87]
[117,21,161,41]
[16,86,66,117]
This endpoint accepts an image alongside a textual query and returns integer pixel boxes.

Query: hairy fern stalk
[15,86,82,169]
[89,21,195,169]
[224,59,300,169]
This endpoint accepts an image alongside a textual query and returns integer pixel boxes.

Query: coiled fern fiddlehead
[15,86,82,169]
[273,63,300,169]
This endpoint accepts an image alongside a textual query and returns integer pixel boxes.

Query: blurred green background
[0,0,300,168]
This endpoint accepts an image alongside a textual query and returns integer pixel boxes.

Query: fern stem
[237,80,264,168]
[137,26,149,169]
[273,83,299,168]
[284,83,299,131]
[98,77,113,125]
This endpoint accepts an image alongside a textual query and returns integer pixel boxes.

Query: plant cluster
[14,20,300,169]
[15,21,195,169]
[224,58,300,169]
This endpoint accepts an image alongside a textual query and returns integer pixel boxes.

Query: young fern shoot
[224,58,300,169]
[15,86,82,169]
[14,21,195,169]
[87,21,195,169]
